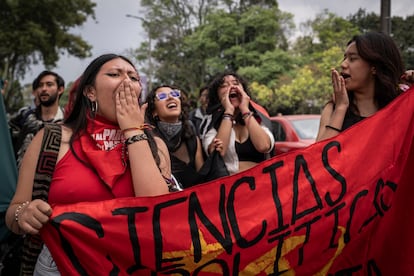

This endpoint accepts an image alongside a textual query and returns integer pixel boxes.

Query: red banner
[42,88,414,275]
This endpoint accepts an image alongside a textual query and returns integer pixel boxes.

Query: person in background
[400,69,414,91]
[5,54,175,275]
[145,85,205,188]
[8,70,65,168]
[316,32,405,141]
[200,71,274,175]
[189,85,209,137]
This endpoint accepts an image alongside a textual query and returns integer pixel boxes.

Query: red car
[270,114,321,155]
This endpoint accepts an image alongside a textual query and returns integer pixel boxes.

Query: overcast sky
[23,0,414,85]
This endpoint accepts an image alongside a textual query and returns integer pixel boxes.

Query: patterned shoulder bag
[20,123,62,276]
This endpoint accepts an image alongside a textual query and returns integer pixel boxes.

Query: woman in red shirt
[5,54,175,274]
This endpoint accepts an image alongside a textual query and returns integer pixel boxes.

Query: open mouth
[341,73,351,79]
[167,102,177,109]
[229,89,239,98]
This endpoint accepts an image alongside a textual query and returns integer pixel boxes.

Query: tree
[238,48,297,87]
[133,0,294,98]
[348,10,414,69]
[390,15,414,69]
[133,2,412,115]
[132,0,218,94]
[271,46,343,114]
[269,12,360,115]
[0,0,96,113]
[294,10,359,56]
[348,8,380,33]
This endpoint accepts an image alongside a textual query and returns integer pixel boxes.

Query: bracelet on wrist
[242,111,253,120]
[122,124,154,135]
[125,133,148,146]
[325,125,342,132]
[15,201,30,222]
[222,113,233,120]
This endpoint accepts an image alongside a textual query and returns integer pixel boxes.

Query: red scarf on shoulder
[79,115,127,188]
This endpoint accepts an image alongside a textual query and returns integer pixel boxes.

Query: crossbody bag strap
[21,123,62,276]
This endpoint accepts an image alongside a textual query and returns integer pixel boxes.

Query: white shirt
[202,123,274,175]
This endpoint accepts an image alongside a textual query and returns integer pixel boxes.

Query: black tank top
[235,137,266,163]
[170,135,202,189]
[342,111,365,130]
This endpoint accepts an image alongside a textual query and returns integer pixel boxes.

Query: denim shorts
[34,245,60,276]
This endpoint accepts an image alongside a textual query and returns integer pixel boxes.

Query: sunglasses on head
[155,90,181,101]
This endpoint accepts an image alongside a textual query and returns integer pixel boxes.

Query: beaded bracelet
[325,125,342,132]
[242,111,253,120]
[122,124,154,135]
[125,133,148,146]
[15,201,30,222]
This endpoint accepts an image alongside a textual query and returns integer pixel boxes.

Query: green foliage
[238,49,297,87]
[135,0,414,114]
[135,0,294,99]
[133,2,414,115]
[3,0,410,116]
[347,9,414,69]
[250,81,277,113]
[251,65,324,115]
[294,10,360,56]
[3,80,24,114]
[0,0,96,113]
[313,13,359,50]
[273,47,343,115]
[348,8,380,33]
[136,0,219,94]
[391,15,414,69]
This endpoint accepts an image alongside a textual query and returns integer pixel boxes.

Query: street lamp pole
[380,0,391,35]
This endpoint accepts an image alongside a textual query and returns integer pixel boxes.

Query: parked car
[270,114,321,155]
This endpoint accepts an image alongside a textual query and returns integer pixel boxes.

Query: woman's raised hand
[238,87,251,112]
[331,69,349,109]
[220,88,234,114]
[115,80,144,130]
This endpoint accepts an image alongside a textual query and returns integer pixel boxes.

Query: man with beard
[9,70,65,168]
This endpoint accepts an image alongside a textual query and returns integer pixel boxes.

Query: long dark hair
[347,32,404,114]
[64,53,161,166]
[145,85,196,146]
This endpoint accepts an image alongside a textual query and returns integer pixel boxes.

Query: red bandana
[79,115,127,189]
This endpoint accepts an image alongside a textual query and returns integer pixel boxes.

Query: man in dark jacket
[9,70,65,168]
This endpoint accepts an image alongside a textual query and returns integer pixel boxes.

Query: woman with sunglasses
[145,85,205,188]
[200,71,274,175]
